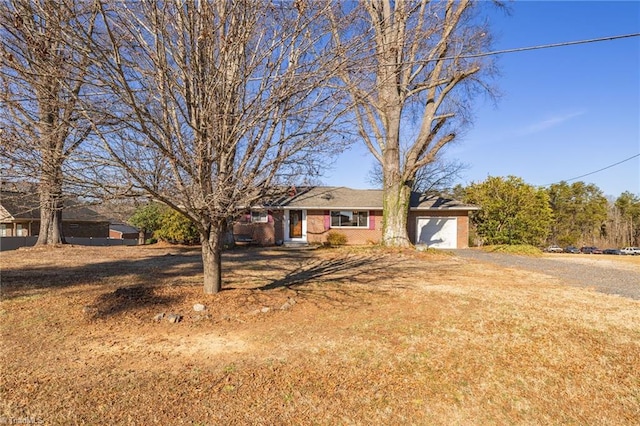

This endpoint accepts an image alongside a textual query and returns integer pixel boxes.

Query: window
[251,210,268,223]
[0,224,7,237]
[330,210,369,228]
[16,224,24,236]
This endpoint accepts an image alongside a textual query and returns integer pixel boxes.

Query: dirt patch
[1,245,639,425]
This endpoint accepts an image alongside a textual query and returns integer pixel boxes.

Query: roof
[0,191,110,222]
[109,223,140,234]
[262,186,478,211]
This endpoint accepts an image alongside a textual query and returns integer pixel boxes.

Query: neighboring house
[0,191,110,238]
[109,223,141,240]
[233,186,478,249]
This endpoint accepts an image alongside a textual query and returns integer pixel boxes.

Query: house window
[251,211,268,223]
[16,224,24,236]
[0,224,8,237]
[330,210,369,228]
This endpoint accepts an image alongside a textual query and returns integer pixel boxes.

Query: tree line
[454,176,640,249]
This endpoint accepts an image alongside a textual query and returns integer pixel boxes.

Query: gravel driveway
[453,250,640,300]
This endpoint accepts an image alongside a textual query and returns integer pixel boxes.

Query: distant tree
[546,181,608,246]
[329,0,497,246]
[614,191,640,246]
[0,0,98,245]
[85,1,341,293]
[463,176,552,246]
[129,202,164,245]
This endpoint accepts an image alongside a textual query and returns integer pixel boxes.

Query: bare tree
[330,0,496,246]
[368,156,468,194]
[85,0,341,294]
[0,0,98,245]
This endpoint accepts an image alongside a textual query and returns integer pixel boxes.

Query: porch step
[281,241,314,249]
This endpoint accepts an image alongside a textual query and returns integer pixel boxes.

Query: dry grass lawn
[1,244,639,425]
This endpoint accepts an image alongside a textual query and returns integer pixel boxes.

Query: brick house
[109,223,142,240]
[0,191,109,238]
[233,186,478,249]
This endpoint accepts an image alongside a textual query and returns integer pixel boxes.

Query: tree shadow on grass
[258,253,407,291]
[2,246,413,315]
[0,252,204,300]
[89,285,184,320]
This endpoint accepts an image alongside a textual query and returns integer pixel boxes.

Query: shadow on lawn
[2,247,406,314]
[258,253,398,291]
[0,249,204,300]
[90,285,183,319]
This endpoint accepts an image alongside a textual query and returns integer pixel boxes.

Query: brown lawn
[1,244,639,425]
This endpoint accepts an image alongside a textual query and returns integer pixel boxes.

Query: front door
[289,209,303,238]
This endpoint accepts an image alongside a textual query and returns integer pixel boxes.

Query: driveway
[453,250,640,300]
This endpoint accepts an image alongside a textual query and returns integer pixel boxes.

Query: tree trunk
[201,226,223,294]
[382,180,412,247]
[36,184,65,245]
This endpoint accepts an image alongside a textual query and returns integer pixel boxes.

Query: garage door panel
[416,217,457,249]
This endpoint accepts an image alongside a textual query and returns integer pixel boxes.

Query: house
[0,191,110,238]
[233,186,478,248]
[109,223,142,240]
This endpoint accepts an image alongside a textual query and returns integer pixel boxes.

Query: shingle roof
[264,186,478,211]
[109,223,140,234]
[0,191,110,222]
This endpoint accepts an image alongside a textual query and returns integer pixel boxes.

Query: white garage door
[416,217,457,249]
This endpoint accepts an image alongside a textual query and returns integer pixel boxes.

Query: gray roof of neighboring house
[0,191,110,222]
[263,186,478,211]
[109,223,140,234]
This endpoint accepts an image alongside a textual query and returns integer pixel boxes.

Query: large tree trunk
[36,177,65,246]
[201,225,223,294]
[382,180,412,247]
[380,113,412,247]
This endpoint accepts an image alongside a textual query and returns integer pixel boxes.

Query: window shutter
[324,211,331,230]
[369,211,375,230]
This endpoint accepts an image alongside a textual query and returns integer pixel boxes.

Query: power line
[434,33,640,63]
[542,153,640,186]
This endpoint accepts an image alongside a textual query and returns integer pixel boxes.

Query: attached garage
[416,217,458,249]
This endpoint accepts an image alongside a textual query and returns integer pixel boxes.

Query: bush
[155,210,199,245]
[326,231,347,246]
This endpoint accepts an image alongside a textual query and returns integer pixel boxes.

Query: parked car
[603,248,622,255]
[544,245,564,253]
[564,246,580,254]
[621,247,640,255]
[580,246,603,254]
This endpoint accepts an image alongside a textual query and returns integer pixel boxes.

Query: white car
[544,245,564,253]
[620,247,640,255]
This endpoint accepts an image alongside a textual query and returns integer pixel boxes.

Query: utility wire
[542,153,640,186]
[430,33,640,64]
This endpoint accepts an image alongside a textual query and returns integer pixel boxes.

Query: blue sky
[321,1,640,198]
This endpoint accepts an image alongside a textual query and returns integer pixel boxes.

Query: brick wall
[306,210,383,245]
[232,211,279,246]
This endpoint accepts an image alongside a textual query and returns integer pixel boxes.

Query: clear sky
[321,1,640,198]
